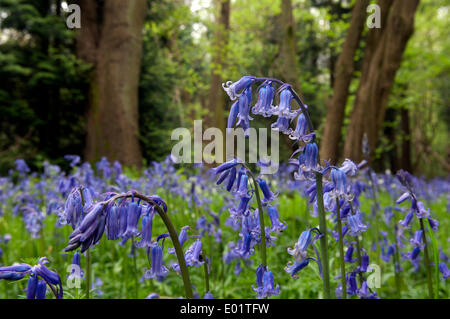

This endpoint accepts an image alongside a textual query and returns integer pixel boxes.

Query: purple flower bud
[284,258,310,279]
[258,179,277,203]
[26,275,38,299]
[222,75,255,100]
[347,213,367,236]
[439,262,449,280]
[399,211,414,228]
[36,280,47,299]
[345,246,357,263]
[267,206,287,232]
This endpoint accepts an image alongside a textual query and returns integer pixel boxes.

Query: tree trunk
[207,0,230,161]
[319,0,369,164]
[208,0,230,129]
[276,0,300,91]
[77,0,146,167]
[400,107,412,172]
[344,0,420,163]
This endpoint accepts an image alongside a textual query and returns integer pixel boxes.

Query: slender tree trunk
[320,0,369,164]
[276,0,300,91]
[77,0,146,167]
[344,0,420,163]
[400,107,412,172]
[207,0,230,161]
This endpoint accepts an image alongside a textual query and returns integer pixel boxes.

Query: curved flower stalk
[0,257,63,299]
[63,190,194,299]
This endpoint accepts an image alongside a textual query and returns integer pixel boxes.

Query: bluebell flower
[68,251,84,281]
[357,281,379,299]
[227,101,239,128]
[0,263,31,280]
[118,205,128,237]
[344,245,358,263]
[399,211,414,228]
[339,159,358,176]
[236,87,254,136]
[271,88,297,119]
[225,166,237,192]
[347,213,367,236]
[136,209,155,248]
[357,253,370,272]
[0,257,63,299]
[330,168,347,198]
[26,275,38,299]
[36,279,47,299]
[229,195,251,219]
[15,159,30,174]
[258,179,278,203]
[234,173,249,198]
[271,116,292,135]
[64,202,105,252]
[253,266,280,298]
[410,230,424,248]
[284,258,315,279]
[123,202,142,238]
[302,142,319,172]
[381,244,395,262]
[288,228,320,259]
[106,206,120,240]
[212,158,240,176]
[289,112,310,141]
[409,246,421,260]
[438,262,449,280]
[146,293,160,299]
[222,75,255,101]
[145,244,169,280]
[428,217,439,231]
[252,82,274,117]
[346,272,358,296]
[168,226,190,255]
[184,239,204,268]
[267,206,287,232]
[204,291,215,299]
[237,232,255,259]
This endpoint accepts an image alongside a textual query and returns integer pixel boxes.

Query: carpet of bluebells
[0,75,449,299]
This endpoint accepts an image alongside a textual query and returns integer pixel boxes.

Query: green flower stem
[246,169,267,268]
[132,239,139,299]
[201,253,210,293]
[419,218,434,299]
[393,224,402,298]
[335,198,346,299]
[79,187,91,299]
[315,172,331,299]
[86,248,91,299]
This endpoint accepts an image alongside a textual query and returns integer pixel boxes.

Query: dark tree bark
[207,0,230,160]
[344,0,420,163]
[207,0,230,129]
[76,0,146,167]
[319,0,369,164]
[276,0,300,91]
[400,107,412,172]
